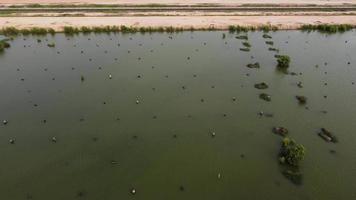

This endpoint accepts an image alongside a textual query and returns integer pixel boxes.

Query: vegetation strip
[0,24,355,36]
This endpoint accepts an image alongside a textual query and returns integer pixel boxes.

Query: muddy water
[0,31,356,200]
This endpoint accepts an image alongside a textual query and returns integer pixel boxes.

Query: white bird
[211,132,216,137]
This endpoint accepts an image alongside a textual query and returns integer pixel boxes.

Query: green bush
[300,24,354,33]
[279,137,305,167]
[276,55,291,68]
[0,40,11,52]
[242,42,251,48]
[47,43,55,48]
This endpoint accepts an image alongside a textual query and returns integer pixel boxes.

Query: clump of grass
[268,47,279,52]
[300,24,354,33]
[265,41,274,45]
[0,39,11,52]
[28,27,48,35]
[276,55,291,68]
[259,93,271,101]
[242,41,251,48]
[80,26,92,34]
[258,25,278,32]
[47,43,55,48]
[295,95,307,104]
[228,25,258,33]
[262,33,272,39]
[81,75,85,82]
[0,27,56,36]
[246,62,260,68]
[63,26,80,35]
[236,35,248,40]
[239,48,250,52]
[1,27,20,35]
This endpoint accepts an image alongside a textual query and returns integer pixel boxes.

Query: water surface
[0,31,356,200]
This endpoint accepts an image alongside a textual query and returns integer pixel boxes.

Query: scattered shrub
[265,41,274,45]
[246,62,260,68]
[236,35,248,40]
[47,43,55,47]
[300,24,354,33]
[276,55,291,68]
[242,41,251,48]
[262,33,272,39]
[0,40,11,52]
[279,137,305,167]
[239,48,250,52]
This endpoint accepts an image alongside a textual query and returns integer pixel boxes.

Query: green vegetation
[228,25,277,33]
[236,35,248,40]
[242,42,251,48]
[64,26,80,35]
[265,41,274,45]
[262,33,272,39]
[81,75,85,82]
[295,95,307,104]
[279,138,305,167]
[0,27,55,36]
[276,55,291,68]
[279,137,306,185]
[259,93,271,101]
[268,47,279,52]
[246,62,260,68]
[1,24,354,38]
[47,43,55,48]
[254,82,268,89]
[239,48,250,52]
[300,24,355,33]
[0,39,11,52]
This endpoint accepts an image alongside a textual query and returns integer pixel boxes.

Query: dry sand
[1,0,356,5]
[1,1,356,30]
[1,16,356,30]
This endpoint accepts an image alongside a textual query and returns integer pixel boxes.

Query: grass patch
[268,47,279,52]
[265,41,274,45]
[276,55,291,68]
[236,35,248,40]
[0,27,55,36]
[0,39,11,52]
[262,33,272,39]
[47,43,55,48]
[242,41,251,48]
[300,24,355,33]
[239,48,250,52]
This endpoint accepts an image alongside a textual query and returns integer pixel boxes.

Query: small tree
[276,55,291,68]
[279,137,305,167]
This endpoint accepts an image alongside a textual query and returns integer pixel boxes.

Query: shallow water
[0,31,356,200]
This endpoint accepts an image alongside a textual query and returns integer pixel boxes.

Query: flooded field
[1,30,356,200]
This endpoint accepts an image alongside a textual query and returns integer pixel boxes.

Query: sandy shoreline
[1,16,356,31]
[1,0,356,6]
[1,1,356,30]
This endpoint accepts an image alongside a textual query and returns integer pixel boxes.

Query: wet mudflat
[0,30,356,200]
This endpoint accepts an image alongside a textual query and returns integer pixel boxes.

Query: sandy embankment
[1,0,356,30]
[1,0,356,5]
[1,16,356,30]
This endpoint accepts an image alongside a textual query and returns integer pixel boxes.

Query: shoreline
[1,16,356,31]
[2,1,356,32]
